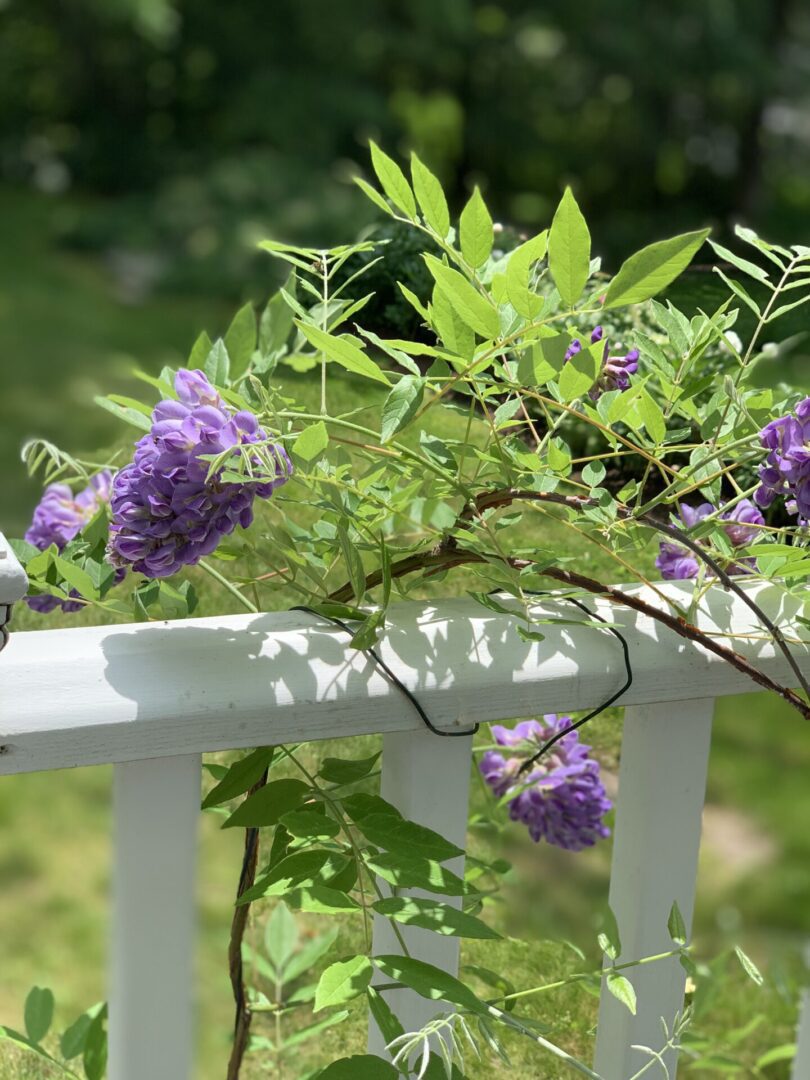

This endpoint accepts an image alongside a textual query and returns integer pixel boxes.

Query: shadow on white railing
[1,533,808,1080]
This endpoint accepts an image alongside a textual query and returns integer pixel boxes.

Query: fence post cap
[0,533,28,605]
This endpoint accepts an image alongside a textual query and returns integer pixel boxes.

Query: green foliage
[0,992,106,1080]
[12,144,810,1078]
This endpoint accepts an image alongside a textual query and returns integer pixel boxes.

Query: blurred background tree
[1,0,808,530]
[3,0,809,297]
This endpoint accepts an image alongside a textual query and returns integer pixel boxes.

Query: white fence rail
[1,532,809,1079]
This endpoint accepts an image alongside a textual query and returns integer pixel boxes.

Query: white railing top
[1,580,808,775]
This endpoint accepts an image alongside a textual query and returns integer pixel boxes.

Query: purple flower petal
[107,368,292,578]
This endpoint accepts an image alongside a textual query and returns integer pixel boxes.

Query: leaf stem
[199,559,259,614]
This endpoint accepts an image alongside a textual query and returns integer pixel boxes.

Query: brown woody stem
[328,510,810,720]
[471,487,810,702]
[226,768,269,1080]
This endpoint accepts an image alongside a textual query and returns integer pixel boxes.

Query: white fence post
[594,699,714,1078]
[109,754,201,1080]
[368,729,473,1056]
[793,944,810,1079]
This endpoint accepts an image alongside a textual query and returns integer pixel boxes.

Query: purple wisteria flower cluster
[108,369,292,578]
[655,499,764,581]
[25,472,115,613]
[754,396,810,523]
[565,325,640,400]
[480,716,612,851]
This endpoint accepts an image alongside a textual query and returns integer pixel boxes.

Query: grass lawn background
[0,186,808,1077]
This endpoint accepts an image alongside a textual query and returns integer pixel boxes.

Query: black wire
[0,605,11,655]
[291,606,480,738]
[510,590,633,776]
[290,588,632,758]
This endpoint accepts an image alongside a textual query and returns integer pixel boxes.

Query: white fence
[1,534,809,1079]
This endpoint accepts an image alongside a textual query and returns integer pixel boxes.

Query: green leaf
[314,955,373,1012]
[82,1005,107,1080]
[581,460,606,488]
[598,906,621,960]
[366,986,405,1045]
[318,753,381,785]
[286,885,359,914]
[708,241,771,284]
[280,809,340,840]
[8,537,40,565]
[52,555,98,601]
[322,854,358,893]
[280,1009,349,1050]
[755,1043,796,1069]
[105,394,153,417]
[222,779,309,828]
[366,853,467,896]
[318,1055,397,1079]
[283,928,339,984]
[24,987,53,1044]
[292,422,329,462]
[667,901,688,946]
[398,281,430,321]
[517,332,568,387]
[431,285,475,360]
[240,850,335,903]
[156,579,196,620]
[295,322,390,385]
[369,141,417,219]
[765,292,810,323]
[94,395,152,432]
[411,152,450,237]
[353,176,396,217]
[380,376,425,442]
[60,1010,95,1060]
[548,187,591,307]
[337,525,366,605]
[224,302,257,378]
[373,956,485,1014]
[558,343,599,402]
[356,328,424,375]
[506,232,548,318]
[202,748,274,808]
[425,256,501,339]
[350,609,385,651]
[638,389,666,443]
[459,186,493,268]
[189,330,213,368]
[264,900,299,974]
[260,278,296,358]
[372,897,500,939]
[342,793,401,821]
[354,814,464,862]
[606,972,637,1015]
[203,338,230,385]
[603,229,710,309]
[734,945,764,986]
[422,1056,469,1080]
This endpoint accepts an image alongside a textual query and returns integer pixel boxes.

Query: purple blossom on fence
[108,369,292,578]
[479,716,612,851]
[754,397,810,522]
[564,325,639,399]
[25,472,115,613]
[655,499,764,580]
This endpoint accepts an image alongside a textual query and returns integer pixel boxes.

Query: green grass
[0,186,807,1078]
